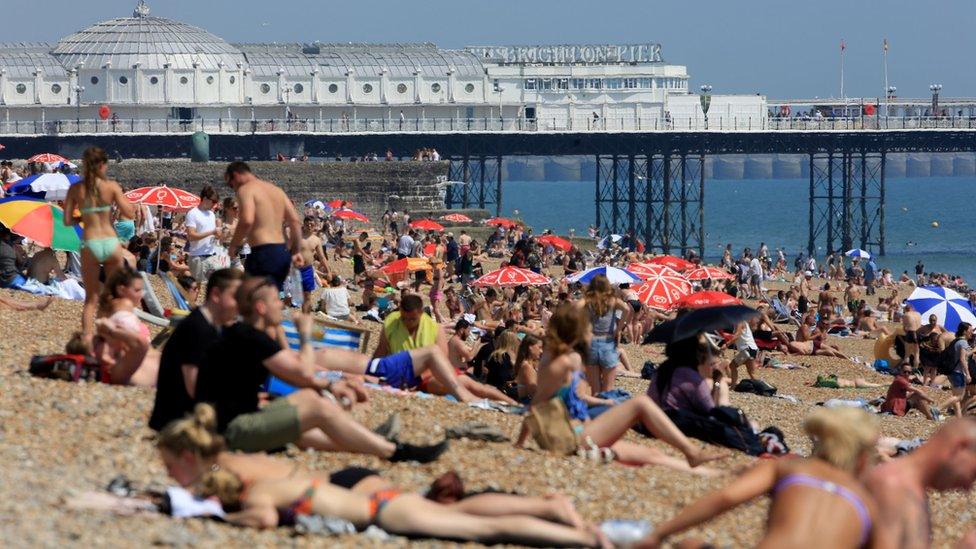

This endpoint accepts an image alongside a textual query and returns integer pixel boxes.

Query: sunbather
[155,404,605,547]
[516,303,726,474]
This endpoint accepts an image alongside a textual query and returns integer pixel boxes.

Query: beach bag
[937,338,963,375]
[526,397,578,455]
[733,378,777,396]
[29,354,103,383]
[664,406,764,456]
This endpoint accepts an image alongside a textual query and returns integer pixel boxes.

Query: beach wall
[503,153,976,181]
[107,160,449,221]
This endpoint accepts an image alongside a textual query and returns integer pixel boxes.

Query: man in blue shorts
[225,161,304,290]
[297,215,328,312]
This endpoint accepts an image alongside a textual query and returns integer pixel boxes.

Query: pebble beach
[1,259,974,548]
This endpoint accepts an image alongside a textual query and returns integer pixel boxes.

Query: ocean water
[500,177,976,283]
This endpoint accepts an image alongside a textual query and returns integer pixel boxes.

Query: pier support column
[445,155,502,214]
[808,150,886,257]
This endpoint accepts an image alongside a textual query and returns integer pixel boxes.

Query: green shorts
[223,398,301,452]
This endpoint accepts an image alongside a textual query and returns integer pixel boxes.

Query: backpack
[733,378,778,396]
[937,338,964,376]
[659,406,764,456]
[29,354,104,383]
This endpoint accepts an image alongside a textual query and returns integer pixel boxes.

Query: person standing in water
[224,162,303,290]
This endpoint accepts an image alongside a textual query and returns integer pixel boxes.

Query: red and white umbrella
[537,234,572,252]
[634,267,692,311]
[409,219,445,232]
[473,266,551,287]
[647,255,695,271]
[673,291,742,310]
[125,185,200,211]
[332,208,369,222]
[485,217,518,229]
[440,213,472,223]
[28,153,71,165]
[684,266,734,281]
[627,262,683,280]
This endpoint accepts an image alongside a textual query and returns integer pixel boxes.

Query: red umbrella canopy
[440,213,472,223]
[647,255,695,271]
[485,217,518,229]
[28,153,70,164]
[684,266,735,281]
[473,266,551,287]
[627,262,684,280]
[332,208,369,222]
[409,219,445,231]
[634,267,692,310]
[536,234,572,252]
[125,185,200,211]
[328,199,351,209]
[673,290,742,310]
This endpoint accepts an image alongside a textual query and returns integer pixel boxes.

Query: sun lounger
[265,316,371,397]
[159,272,191,312]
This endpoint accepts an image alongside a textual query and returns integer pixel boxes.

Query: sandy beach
[1,257,974,548]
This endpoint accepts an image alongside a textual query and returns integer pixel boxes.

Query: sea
[499,176,976,284]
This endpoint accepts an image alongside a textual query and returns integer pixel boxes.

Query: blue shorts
[949,371,967,389]
[367,351,419,389]
[588,338,620,369]
[245,243,291,290]
[299,265,316,293]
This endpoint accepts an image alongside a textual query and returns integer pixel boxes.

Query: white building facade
[0,2,765,131]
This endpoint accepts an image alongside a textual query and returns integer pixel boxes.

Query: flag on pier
[840,39,846,51]
[883,38,889,52]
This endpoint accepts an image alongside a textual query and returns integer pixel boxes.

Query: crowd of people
[3,146,976,547]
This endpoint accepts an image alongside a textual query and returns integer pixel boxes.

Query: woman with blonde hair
[636,407,883,548]
[156,404,606,546]
[517,304,725,473]
[578,274,631,393]
[64,147,135,344]
[484,330,521,395]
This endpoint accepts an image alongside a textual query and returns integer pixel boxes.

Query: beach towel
[266,321,366,397]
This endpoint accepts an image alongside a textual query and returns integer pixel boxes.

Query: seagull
[260,22,271,27]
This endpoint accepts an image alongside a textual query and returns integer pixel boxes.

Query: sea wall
[106,160,449,221]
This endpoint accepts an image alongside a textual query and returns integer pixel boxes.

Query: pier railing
[2,115,976,135]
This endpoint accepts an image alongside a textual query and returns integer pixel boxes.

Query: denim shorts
[949,371,967,389]
[588,338,620,369]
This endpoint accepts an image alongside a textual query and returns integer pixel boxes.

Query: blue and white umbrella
[568,265,642,285]
[7,173,81,201]
[844,248,871,259]
[906,286,976,333]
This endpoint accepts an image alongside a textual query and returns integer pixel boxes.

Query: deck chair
[159,272,191,313]
[138,271,184,349]
[265,316,371,397]
[769,298,792,323]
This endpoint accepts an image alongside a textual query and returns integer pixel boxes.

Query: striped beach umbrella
[6,173,82,201]
[627,262,682,280]
[684,265,735,281]
[845,248,872,259]
[0,197,82,251]
[28,153,70,165]
[906,286,976,333]
[647,255,695,271]
[473,266,551,287]
[568,265,642,285]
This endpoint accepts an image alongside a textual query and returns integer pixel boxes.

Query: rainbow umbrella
[0,197,82,251]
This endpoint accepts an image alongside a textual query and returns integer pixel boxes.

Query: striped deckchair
[265,316,371,397]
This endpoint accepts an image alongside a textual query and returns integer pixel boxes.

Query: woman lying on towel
[156,404,606,547]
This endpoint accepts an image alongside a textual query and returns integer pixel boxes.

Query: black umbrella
[644,305,760,344]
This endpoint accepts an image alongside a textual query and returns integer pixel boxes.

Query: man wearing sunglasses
[193,276,448,462]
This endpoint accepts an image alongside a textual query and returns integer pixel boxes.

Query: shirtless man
[918,314,946,386]
[224,161,303,290]
[298,216,328,312]
[447,318,481,373]
[902,304,923,368]
[864,418,976,548]
[469,288,505,329]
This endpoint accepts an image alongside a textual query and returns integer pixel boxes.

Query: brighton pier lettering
[464,44,664,64]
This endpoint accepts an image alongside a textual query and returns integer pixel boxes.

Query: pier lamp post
[74,85,85,125]
[699,84,712,130]
[282,85,293,120]
[886,86,897,124]
[929,84,942,118]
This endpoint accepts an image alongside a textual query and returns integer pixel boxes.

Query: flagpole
[883,39,890,119]
[840,40,845,100]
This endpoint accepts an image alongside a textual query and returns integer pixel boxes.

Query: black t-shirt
[148,308,220,431]
[485,353,515,391]
[194,322,282,432]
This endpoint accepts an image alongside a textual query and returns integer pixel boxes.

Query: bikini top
[80,204,112,215]
[555,370,590,421]
[773,473,871,547]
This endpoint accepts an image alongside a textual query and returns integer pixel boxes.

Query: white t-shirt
[318,287,351,318]
[749,257,763,279]
[184,207,216,256]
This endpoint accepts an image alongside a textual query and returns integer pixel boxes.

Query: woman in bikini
[63,147,135,345]
[157,404,606,547]
[428,257,446,323]
[635,407,883,548]
[516,304,726,474]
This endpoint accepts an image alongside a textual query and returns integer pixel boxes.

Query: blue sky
[9,0,974,99]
